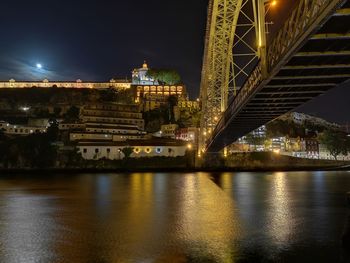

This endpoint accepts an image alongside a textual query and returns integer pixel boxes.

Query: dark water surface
[0,171,349,262]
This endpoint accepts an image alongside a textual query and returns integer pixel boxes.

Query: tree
[46,119,59,142]
[319,129,349,160]
[53,107,62,117]
[146,69,181,85]
[64,106,80,122]
[167,95,178,124]
[0,129,6,141]
[99,88,118,102]
[266,119,306,138]
[143,105,169,132]
[121,147,134,159]
[0,133,57,168]
[245,133,266,151]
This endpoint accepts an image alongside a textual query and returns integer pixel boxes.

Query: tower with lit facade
[132,61,158,85]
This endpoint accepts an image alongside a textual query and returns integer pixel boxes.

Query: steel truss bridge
[199,0,350,153]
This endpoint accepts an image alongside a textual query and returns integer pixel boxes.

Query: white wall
[78,145,187,160]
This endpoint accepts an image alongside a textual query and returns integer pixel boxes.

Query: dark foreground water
[0,172,349,262]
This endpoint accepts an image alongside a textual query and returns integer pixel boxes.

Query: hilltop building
[176,97,200,112]
[0,79,131,90]
[68,102,146,143]
[132,61,158,85]
[280,112,340,129]
[134,84,186,105]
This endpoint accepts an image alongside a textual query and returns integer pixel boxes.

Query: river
[0,171,349,262]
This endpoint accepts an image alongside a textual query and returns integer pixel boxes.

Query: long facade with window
[69,102,146,143]
[0,121,47,135]
[77,139,187,160]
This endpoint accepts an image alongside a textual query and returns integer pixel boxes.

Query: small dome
[43,79,49,83]
[142,60,148,69]
[9,79,15,83]
[76,79,82,83]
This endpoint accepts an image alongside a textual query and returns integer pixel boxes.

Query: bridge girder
[206,0,349,152]
[199,0,263,155]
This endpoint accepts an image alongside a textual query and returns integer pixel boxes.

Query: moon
[36,63,42,69]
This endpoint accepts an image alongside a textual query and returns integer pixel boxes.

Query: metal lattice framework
[215,0,346,131]
[199,0,264,155]
[206,0,348,152]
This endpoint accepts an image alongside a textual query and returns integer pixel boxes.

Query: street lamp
[258,0,278,77]
[270,0,277,6]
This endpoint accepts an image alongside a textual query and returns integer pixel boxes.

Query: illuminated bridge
[199,0,350,153]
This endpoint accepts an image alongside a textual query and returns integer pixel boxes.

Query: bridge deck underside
[208,1,350,152]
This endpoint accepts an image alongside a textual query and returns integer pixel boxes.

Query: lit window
[134,148,141,154]
[145,148,152,154]
[156,148,162,153]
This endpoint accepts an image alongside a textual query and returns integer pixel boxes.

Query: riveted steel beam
[244,106,295,110]
[259,90,325,95]
[241,110,287,114]
[265,83,337,88]
[295,51,350,57]
[199,0,261,155]
[206,0,348,152]
[282,64,350,70]
[334,8,350,16]
[273,74,350,80]
[248,102,303,105]
[251,97,313,101]
[311,33,350,39]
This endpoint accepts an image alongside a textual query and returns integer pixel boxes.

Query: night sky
[0,0,349,124]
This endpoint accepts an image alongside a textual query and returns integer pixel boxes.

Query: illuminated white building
[160,124,179,139]
[77,139,187,160]
[0,79,131,90]
[132,61,158,85]
[0,121,47,135]
[175,127,198,142]
[68,102,146,143]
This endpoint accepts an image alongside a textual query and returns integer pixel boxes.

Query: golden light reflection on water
[221,172,234,193]
[268,172,295,245]
[0,174,244,262]
[177,173,242,262]
[0,191,59,263]
[2,172,344,262]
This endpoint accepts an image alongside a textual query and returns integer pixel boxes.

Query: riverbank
[1,165,349,174]
[223,152,350,170]
[0,152,349,174]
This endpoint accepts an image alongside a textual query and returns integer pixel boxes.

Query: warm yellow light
[223,148,228,158]
[273,149,280,154]
[187,144,192,150]
[145,148,152,154]
[203,131,207,136]
[271,0,277,6]
[134,148,141,154]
